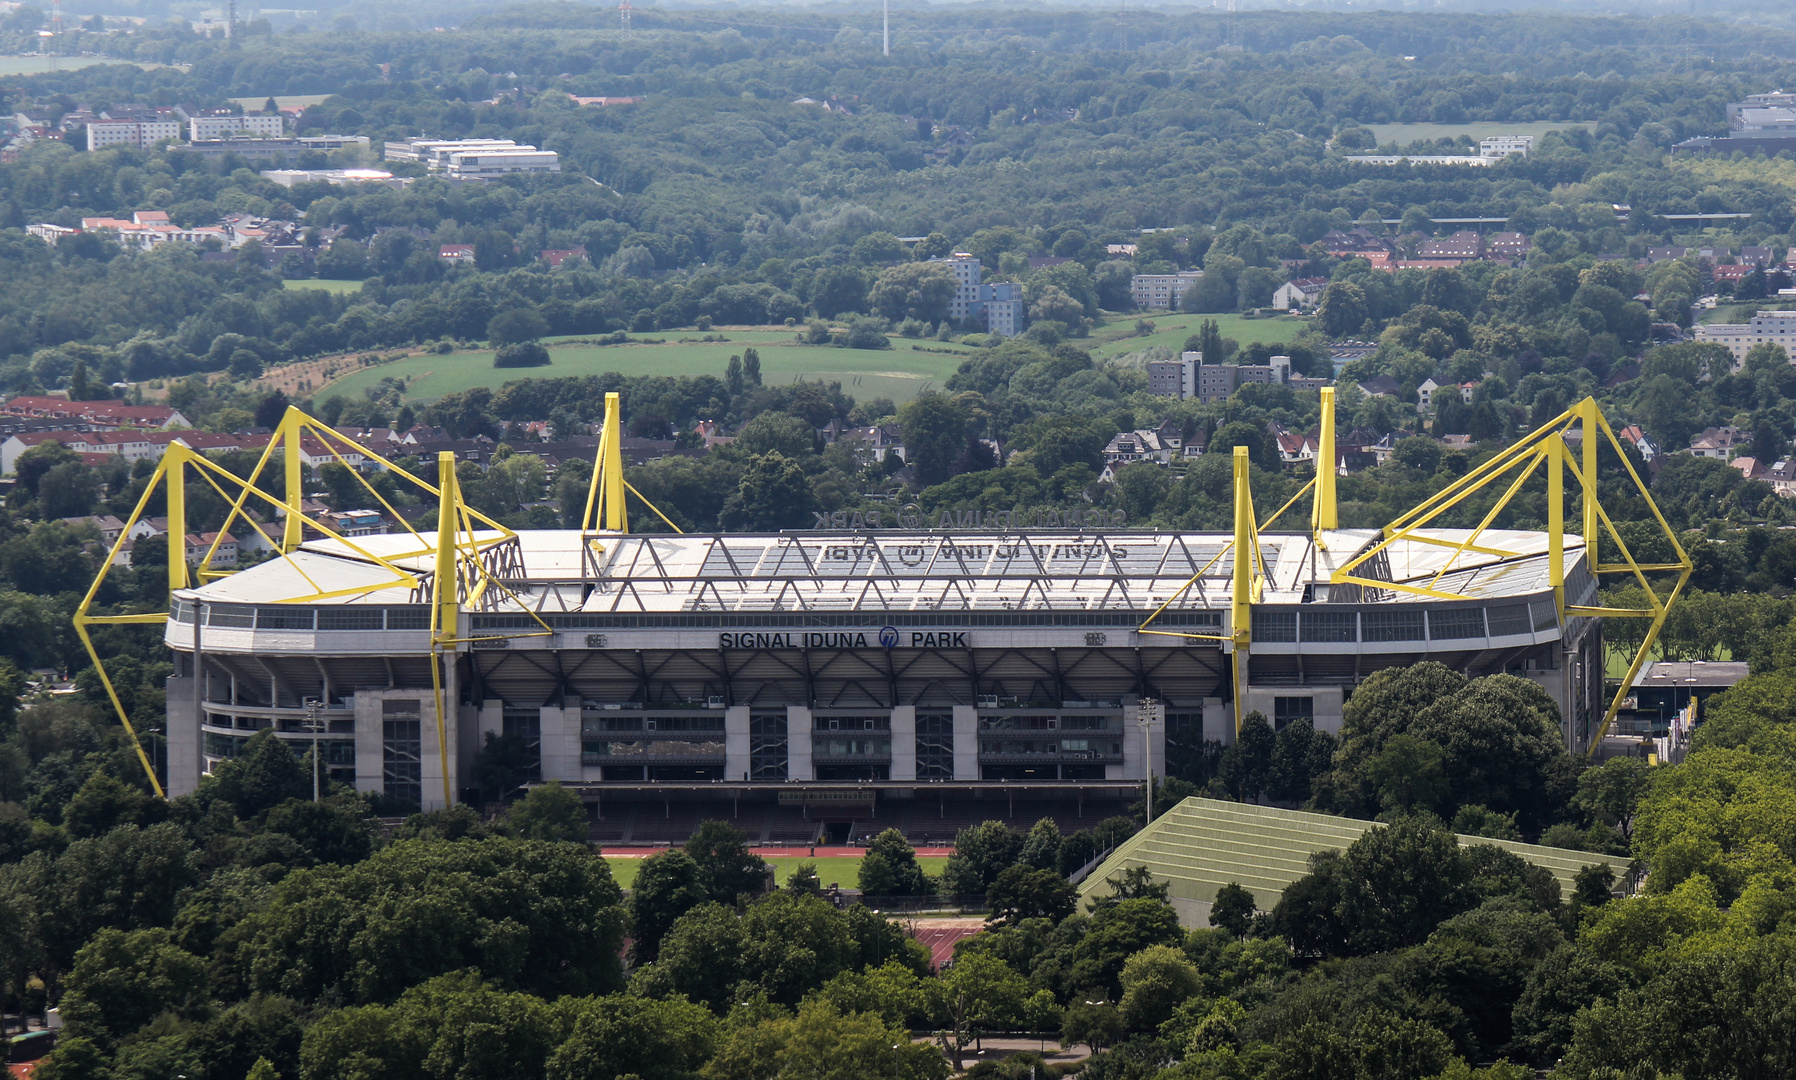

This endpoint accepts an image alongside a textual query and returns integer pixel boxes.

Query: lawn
[230,94,333,110]
[1088,311,1309,360]
[0,55,165,75]
[283,278,366,295]
[1362,120,1597,145]
[604,853,950,890]
[321,333,972,405]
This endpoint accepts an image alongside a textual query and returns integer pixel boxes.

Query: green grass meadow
[0,55,166,75]
[604,853,950,890]
[323,333,972,405]
[283,278,367,295]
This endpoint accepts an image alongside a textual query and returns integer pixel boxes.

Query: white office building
[443,148,561,178]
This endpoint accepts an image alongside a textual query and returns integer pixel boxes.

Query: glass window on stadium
[503,708,542,785]
[916,712,954,780]
[749,710,788,782]
[1362,609,1426,642]
[1272,696,1314,731]
[382,700,422,806]
[1252,612,1297,643]
[1429,607,1487,640]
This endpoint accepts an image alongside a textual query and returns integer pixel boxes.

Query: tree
[548,993,719,1080]
[726,354,745,395]
[14,440,81,498]
[725,452,817,531]
[1209,882,1255,938]
[200,729,308,816]
[685,819,769,902]
[1317,281,1370,336]
[939,820,1023,896]
[858,828,932,896]
[59,927,208,1043]
[261,798,374,864]
[1331,817,1476,955]
[1571,756,1651,839]
[868,263,957,324]
[235,837,625,1003]
[743,347,762,386]
[1061,1001,1126,1053]
[1016,817,1062,870]
[630,849,708,963]
[494,341,552,368]
[898,393,970,486]
[702,1000,946,1080]
[37,462,98,519]
[1117,944,1201,1031]
[506,781,588,842]
[985,865,1077,926]
[1365,734,1450,814]
[1217,711,1275,801]
[1068,897,1183,998]
[940,952,1028,1066]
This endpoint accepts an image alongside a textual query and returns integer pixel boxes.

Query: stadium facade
[79,393,1689,834]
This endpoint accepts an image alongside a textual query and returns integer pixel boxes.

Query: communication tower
[883,0,889,56]
[619,0,632,32]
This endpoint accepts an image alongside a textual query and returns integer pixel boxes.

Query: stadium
[79,392,1689,842]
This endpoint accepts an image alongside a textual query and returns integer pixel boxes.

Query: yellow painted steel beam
[1231,447,1254,736]
[1313,386,1338,534]
[432,452,458,809]
[282,408,305,552]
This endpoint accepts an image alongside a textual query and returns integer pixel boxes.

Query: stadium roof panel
[181,528,1584,614]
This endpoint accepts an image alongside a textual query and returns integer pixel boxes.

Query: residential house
[1731,456,1764,482]
[1417,231,1484,261]
[1102,429,1175,468]
[538,247,588,268]
[1271,277,1327,311]
[694,420,734,450]
[1618,424,1660,464]
[439,245,477,265]
[1689,426,1744,461]
[1764,459,1796,497]
[1486,232,1531,260]
[1742,246,1777,267]
[1693,308,1796,365]
[1357,375,1401,398]
[1713,264,1752,288]
[88,401,189,428]
[1417,378,1442,412]
[1647,247,1688,263]
[839,425,906,464]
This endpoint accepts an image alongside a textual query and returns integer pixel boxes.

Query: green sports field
[605,853,950,890]
[1088,311,1309,359]
[321,334,973,405]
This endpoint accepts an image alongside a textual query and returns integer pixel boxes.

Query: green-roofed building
[1077,796,1628,927]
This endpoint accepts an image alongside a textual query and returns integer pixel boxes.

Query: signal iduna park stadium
[79,392,1691,840]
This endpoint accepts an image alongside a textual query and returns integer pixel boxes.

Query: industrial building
[78,396,1687,842]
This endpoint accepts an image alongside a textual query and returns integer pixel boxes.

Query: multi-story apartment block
[1693,309,1796,366]
[934,253,1022,336]
[1131,271,1204,310]
[189,113,285,141]
[87,119,181,151]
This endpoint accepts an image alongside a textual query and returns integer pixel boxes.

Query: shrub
[494,342,551,368]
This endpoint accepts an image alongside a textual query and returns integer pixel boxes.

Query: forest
[2,4,1796,1080]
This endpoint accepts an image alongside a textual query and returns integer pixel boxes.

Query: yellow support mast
[1231,446,1255,736]
[1312,386,1338,537]
[281,408,305,552]
[431,451,459,809]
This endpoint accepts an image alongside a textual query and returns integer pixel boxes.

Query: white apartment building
[1131,271,1204,310]
[1693,309,1796,366]
[87,119,181,151]
[1479,135,1534,159]
[443,148,561,178]
[939,253,982,321]
[189,114,285,141]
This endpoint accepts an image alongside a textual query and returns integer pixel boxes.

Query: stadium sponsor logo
[811,506,1128,531]
[718,630,971,649]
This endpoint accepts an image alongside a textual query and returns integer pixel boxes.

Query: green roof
[1077,797,1627,910]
